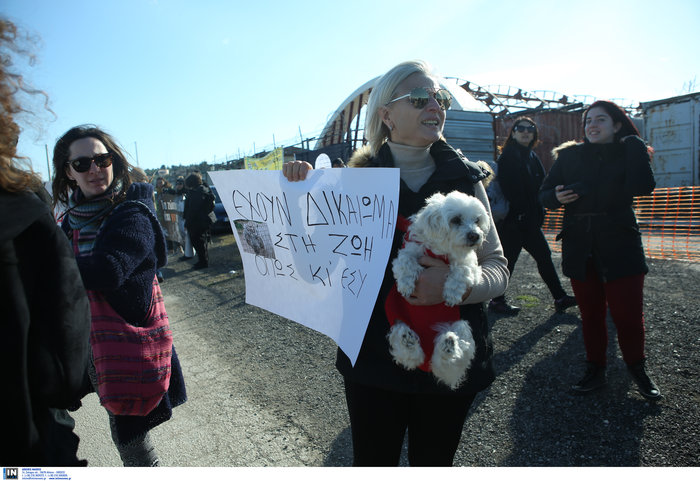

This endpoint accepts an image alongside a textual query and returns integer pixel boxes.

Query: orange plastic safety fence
[541,186,700,263]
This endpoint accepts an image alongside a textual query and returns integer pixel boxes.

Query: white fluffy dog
[388,190,490,389]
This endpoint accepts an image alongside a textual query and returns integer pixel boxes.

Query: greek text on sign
[209,168,400,364]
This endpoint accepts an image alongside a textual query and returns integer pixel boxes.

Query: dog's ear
[424,192,446,206]
[475,202,491,234]
[415,203,446,241]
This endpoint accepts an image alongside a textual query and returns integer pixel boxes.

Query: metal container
[443,109,495,164]
[494,109,584,172]
[642,92,700,187]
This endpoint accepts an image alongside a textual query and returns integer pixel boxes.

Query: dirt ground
[140,232,699,467]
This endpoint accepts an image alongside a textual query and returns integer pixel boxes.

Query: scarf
[67,181,122,256]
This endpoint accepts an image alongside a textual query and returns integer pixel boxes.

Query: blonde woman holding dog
[540,100,660,401]
[283,60,508,466]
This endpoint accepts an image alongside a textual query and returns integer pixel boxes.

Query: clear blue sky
[4,0,699,181]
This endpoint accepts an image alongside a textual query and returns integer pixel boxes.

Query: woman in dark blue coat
[52,125,187,466]
[539,100,660,400]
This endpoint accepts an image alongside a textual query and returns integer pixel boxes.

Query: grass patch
[514,294,540,308]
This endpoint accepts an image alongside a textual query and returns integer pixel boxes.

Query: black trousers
[189,227,209,266]
[344,379,476,466]
[495,219,566,301]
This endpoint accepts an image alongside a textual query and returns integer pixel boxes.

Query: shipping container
[494,109,585,172]
[443,109,495,164]
[641,92,700,187]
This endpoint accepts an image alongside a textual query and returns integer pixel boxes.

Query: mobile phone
[563,182,590,197]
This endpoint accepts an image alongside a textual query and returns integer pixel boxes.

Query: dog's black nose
[467,232,480,244]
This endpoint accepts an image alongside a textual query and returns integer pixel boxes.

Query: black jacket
[336,140,495,396]
[0,187,91,465]
[498,143,546,226]
[539,136,655,281]
[184,184,215,233]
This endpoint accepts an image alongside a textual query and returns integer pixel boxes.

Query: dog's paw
[443,264,481,306]
[442,284,464,306]
[430,321,476,390]
[387,322,425,370]
[395,278,416,298]
[393,259,422,298]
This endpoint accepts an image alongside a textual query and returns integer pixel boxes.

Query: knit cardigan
[62,182,186,442]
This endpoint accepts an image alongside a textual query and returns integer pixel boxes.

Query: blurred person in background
[174,176,195,259]
[488,117,576,315]
[183,171,215,269]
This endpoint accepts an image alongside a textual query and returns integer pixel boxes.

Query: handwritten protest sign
[209,168,400,364]
[157,192,185,245]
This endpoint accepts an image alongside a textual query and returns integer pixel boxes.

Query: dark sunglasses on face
[386,87,452,110]
[67,152,113,173]
[514,124,536,133]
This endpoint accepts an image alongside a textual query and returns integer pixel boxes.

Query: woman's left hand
[405,256,466,305]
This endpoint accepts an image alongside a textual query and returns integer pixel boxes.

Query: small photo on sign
[236,220,276,259]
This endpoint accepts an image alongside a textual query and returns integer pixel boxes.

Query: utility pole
[45,144,51,182]
[134,141,139,166]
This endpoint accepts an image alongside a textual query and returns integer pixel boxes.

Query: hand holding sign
[209,167,400,364]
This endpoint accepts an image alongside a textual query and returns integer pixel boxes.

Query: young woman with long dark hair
[540,100,660,400]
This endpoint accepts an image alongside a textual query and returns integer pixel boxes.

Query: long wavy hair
[0,18,48,193]
[51,125,135,208]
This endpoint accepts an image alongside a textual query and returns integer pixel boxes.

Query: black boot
[488,298,520,315]
[627,359,662,401]
[571,362,606,394]
[554,294,577,313]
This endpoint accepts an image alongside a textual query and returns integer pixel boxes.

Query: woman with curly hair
[0,17,91,466]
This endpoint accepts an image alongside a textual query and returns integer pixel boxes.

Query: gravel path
[78,233,699,467]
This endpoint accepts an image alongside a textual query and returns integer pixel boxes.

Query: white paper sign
[209,168,400,364]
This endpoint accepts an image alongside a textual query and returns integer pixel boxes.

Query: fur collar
[347,141,492,187]
[551,140,580,161]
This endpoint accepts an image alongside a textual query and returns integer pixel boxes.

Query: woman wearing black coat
[183,172,215,269]
[281,60,508,466]
[0,17,91,466]
[539,100,660,400]
[488,117,576,315]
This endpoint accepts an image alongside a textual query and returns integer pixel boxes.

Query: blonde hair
[365,60,436,156]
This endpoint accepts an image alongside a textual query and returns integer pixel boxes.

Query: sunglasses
[67,153,113,173]
[514,124,536,133]
[386,87,452,110]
